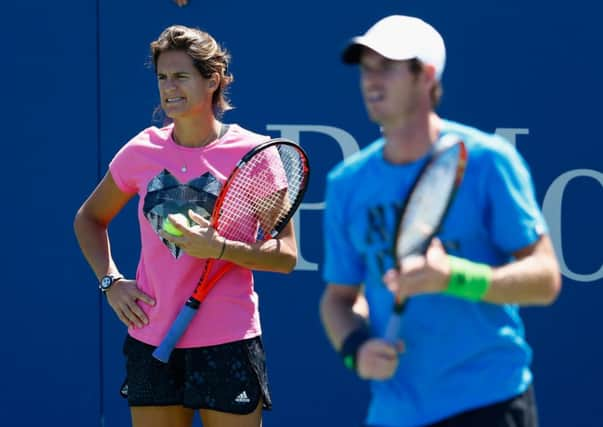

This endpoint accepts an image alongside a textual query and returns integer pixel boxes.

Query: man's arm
[384,234,562,306]
[320,284,367,350]
[484,234,561,305]
[320,283,401,380]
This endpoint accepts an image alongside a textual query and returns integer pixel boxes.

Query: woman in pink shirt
[74,24,298,427]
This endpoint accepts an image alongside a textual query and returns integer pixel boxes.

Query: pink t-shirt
[110,123,270,347]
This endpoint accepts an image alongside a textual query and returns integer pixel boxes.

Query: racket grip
[152,301,199,363]
[384,312,402,343]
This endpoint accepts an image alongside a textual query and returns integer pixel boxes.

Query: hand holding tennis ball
[162,213,190,236]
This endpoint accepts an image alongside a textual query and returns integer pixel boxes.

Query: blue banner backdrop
[2,1,601,426]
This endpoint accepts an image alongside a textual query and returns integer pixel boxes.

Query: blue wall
[2,1,602,426]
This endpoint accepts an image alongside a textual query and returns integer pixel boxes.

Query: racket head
[394,135,467,264]
[153,139,310,362]
[212,138,310,243]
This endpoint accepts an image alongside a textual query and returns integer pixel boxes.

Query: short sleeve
[485,142,547,254]
[321,170,365,285]
[247,145,288,196]
[109,142,139,194]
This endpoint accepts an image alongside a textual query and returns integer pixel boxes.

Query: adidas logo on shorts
[234,390,251,404]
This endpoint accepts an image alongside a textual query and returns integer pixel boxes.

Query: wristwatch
[99,274,124,293]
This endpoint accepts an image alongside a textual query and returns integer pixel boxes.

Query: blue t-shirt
[322,119,547,427]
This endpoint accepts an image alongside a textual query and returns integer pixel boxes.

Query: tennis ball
[162,213,188,236]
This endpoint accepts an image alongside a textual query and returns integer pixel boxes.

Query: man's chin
[367,111,387,126]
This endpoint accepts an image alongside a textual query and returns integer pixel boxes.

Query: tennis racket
[384,134,467,342]
[153,138,310,362]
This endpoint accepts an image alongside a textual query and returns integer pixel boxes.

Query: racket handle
[384,312,402,343]
[152,300,200,363]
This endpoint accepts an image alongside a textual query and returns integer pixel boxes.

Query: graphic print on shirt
[363,200,460,276]
[364,202,400,276]
[143,169,221,258]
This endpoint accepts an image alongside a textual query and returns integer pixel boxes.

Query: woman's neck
[172,116,223,147]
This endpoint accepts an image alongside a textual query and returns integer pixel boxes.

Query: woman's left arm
[218,220,298,273]
[160,211,298,274]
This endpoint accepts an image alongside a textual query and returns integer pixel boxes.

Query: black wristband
[340,326,371,371]
[216,238,226,260]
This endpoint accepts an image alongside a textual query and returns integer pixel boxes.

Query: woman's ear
[208,72,220,89]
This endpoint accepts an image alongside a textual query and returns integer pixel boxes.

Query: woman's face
[156,50,216,119]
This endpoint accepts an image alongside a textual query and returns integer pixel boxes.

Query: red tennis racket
[153,138,310,362]
[384,134,467,342]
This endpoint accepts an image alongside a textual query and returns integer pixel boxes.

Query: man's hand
[383,238,451,301]
[356,338,405,380]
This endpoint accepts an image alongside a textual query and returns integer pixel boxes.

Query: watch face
[101,276,113,290]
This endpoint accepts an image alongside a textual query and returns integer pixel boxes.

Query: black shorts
[427,385,538,427]
[120,334,272,414]
[366,385,538,427]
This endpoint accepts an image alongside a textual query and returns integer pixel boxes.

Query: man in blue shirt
[319,15,561,427]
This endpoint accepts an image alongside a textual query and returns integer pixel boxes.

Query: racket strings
[397,146,461,258]
[217,145,306,243]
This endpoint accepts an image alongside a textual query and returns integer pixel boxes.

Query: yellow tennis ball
[162,214,188,236]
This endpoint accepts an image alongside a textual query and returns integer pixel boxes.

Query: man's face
[359,49,422,127]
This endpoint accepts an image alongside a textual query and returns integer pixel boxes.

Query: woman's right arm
[74,171,132,279]
[74,171,155,327]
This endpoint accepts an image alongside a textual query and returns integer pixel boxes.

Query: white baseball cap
[341,15,446,80]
